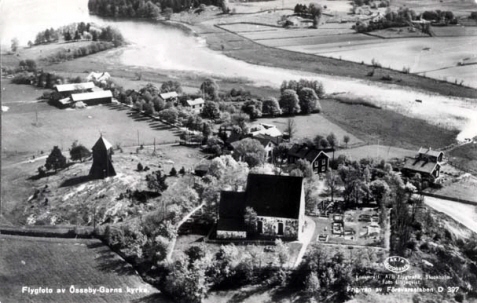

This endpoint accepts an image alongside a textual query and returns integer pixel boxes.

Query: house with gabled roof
[217,174,306,241]
[253,134,283,163]
[159,91,178,103]
[401,147,444,181]
[288,143,332,174]
[186,98,205,114]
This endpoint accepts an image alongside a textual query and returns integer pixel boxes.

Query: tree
[298,87,320,114]
[64,31,72,41]
[11,38,19,52]
[285,118,297,139]
[370,180,390,206]
[74,30,81,40]
[244,207,257,234]
[163,7,173,20]
[343,135,350,148]
[232,138,266,167]
[158,108,179,124]
[319,138,329,149]
[170,167,177,176]
[28,40,33,48]
[151,96,165,111]
[200,78,219,100]
[45,146,67,172]
[70,144,91,162]
[327,133,338,149]
[202,101,220,119]
[221,0,230,13]
[295,159,314,178]
[262,97,282,116]
[325,170,340,201]
[160,80,182,94]
[241,99,262,120]
[279,89,300,115]
[146,170,168,192]
[305,272,321,293]
[275,239,289,267]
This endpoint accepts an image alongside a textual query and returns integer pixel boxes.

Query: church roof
[92,136,113,151]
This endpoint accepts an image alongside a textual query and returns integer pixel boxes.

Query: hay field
[256,114,363,145]
[0,235,166,303]
[335,145,416,161]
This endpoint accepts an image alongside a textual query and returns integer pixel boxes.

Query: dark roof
[304,149,329,162]
[245,174,303,219]
[217,218,246,231]
[253,134,282,148]
[418,147,443,159]
[219,191,246,219]
[402,158,439,175]
[226,132,243,145]
[288,144,332,163]
[92,136,113,151]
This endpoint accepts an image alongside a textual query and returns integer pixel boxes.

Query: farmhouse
[71,90,113,106]
[401,147,444,181]
[89,136,116,179]
[160,91,178,103]
[288,143,332,174]
[186,98,205,113]
[217,174,306,241]
[253,134,283,162]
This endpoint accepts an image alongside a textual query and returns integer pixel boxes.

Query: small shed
[160,91,178,102]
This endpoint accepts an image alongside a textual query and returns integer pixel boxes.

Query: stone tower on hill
[89,136,116,179]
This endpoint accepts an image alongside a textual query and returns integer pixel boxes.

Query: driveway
[293,216,316,268]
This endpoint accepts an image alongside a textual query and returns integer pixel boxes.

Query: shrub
[137,163,144,171]
[179,167,186,175]
[170,167,177,176]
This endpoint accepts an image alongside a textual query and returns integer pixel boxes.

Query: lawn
[320,99,459,150]
[256,114,363,146]
[431,175,477,202]
[0,235,166,303]
[335,145,416,161]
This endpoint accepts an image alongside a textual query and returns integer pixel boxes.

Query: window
[322,159,326,165]
[322,166,326,172]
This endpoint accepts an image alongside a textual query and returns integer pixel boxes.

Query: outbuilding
[71,90,113,106]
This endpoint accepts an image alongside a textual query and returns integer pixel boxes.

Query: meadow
[0,235,165,303]
[335,144,416,161]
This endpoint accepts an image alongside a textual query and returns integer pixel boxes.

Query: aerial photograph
[0,0,476,302]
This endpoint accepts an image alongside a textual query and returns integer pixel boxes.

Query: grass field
[335,145,416,161]
[257,114,362,146]
[432,175,477,202]
[0,235,166,303]
[320,99,459,150]
[448,142,477,173]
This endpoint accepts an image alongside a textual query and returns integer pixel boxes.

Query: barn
[71,90,113,106]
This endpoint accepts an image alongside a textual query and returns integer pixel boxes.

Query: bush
[179,167,186,175]
[137,163,144,171]
[170,167,177,176]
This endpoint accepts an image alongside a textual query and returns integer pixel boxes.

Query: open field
[321,99,459,150]
[257,114,362,146]
[335,145,416,161]
[431,175,477,202]
[0,235,165,303]
[1,100,179,154]
[448,142,477,173]
[391,0,477,15]
[424,197,477,234]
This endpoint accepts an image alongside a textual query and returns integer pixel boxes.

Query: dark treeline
[88,0,221,17]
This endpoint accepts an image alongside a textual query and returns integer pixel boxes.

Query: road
[424,196,477,234]
[293,216,316,268]
[166,202,205,261]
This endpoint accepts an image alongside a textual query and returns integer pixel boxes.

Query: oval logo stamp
[384,256,411,273]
